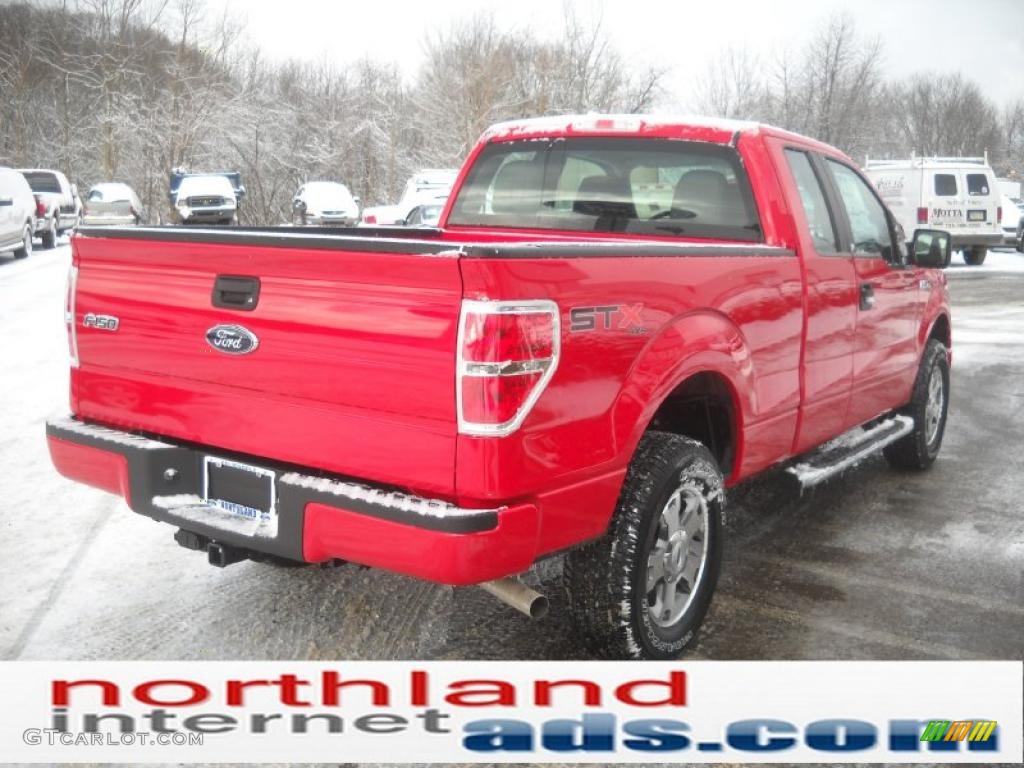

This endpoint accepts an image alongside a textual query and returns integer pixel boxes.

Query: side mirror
[395,218,407,226]
[353,196,360,206]
[908,229,951,269]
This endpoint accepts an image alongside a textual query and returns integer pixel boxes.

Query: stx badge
[570,304,646,334]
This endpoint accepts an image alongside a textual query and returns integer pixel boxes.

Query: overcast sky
[213,0,1024,108]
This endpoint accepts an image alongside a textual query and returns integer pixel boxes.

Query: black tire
[963,246,987,265]
[41,218,57,249]
[884,339,950,471]
[564,432,724,659]
[12,224,32,259]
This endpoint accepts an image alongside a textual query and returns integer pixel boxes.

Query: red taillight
[35,196,46,218]
[65,265,79,368]
[916,207,928,224]
[462,311,554,363]
[997,206,1002,224]
[457,300,559,436]
[364,214,377,224]
[461,372,544,425]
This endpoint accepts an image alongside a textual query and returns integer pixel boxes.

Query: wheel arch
[612,309,753,481]
[925,312,951,349]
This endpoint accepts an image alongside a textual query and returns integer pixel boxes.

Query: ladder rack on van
[864,151,990,169]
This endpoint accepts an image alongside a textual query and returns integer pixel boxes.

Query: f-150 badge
[82,313,119,331]
[206,324,259,355]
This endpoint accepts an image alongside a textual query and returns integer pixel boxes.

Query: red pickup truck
[47,115,953,659]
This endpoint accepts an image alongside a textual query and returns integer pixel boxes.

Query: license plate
[202,456,276,525]
[967,209,986,222]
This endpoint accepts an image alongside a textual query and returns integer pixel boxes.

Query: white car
[83,182,144,226]
[0,166,36,259]
[18,168,79,248]
[400,200,446,227]
[360,169,457,226]
[864,156,1002,265]
[291,181,360,226]
[999,194,1023,247]
[173,174,239,225]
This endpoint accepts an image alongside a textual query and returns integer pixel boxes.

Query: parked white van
[864,156,1002,265]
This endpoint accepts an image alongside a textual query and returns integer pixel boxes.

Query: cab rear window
[22,172,60,193]
[448,138,762,241]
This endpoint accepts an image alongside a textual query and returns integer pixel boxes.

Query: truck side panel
[456,249,805,554]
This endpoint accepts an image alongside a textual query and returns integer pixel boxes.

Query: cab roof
[480,113,841,156]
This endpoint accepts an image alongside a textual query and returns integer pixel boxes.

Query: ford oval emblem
[206,324,259,355]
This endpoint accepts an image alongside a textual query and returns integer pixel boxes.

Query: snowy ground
[0,241,1021,679]
[948,246,1024,273]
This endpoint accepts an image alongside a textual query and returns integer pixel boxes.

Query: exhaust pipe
[479,577,549,619]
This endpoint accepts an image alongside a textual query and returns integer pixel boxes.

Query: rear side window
[934,174,957,196]
[784,149,839,254]
[966,173,990,196]
[448,138,762,241]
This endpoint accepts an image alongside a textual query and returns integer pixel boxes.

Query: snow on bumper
[45,415,539,585]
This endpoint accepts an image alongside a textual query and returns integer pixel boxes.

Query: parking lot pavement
[1,244,1021,665]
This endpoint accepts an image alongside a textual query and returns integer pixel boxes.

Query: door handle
[212,275,260,311]
[859,282,876,311]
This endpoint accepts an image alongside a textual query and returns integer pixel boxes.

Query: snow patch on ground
[948,249,1024,274]
[951,301,1024,367]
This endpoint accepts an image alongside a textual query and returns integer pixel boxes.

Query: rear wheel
[963,246,987,265]
[41,217,57,249]
[564,432,724,659]
[884,339,950,471]
[12,224,32,259]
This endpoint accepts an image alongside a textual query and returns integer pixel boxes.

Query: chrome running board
[787,415,915,489]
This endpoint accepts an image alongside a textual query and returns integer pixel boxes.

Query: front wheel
[12,224,32,259]
[963,246,987,265]
[884,339,950,471]
[564,432,724,659]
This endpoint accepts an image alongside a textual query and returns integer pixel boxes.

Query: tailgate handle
[212,275,260,311]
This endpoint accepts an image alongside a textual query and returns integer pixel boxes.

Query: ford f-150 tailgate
[67,228,463,497]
